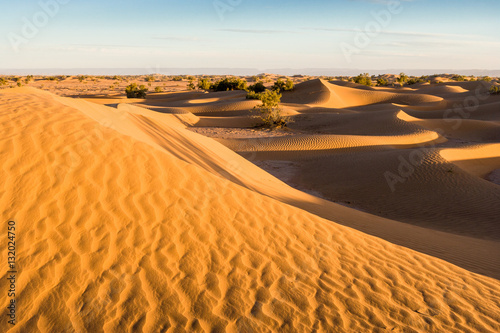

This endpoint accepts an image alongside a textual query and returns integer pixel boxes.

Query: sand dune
[2,86,500,332]
[215,131,443,153]
[281,79,443,108]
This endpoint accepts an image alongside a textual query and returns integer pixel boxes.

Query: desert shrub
[482,76,492,82]
[353,73,372,86]
[211,77,247,91]
[154,86,163,93]
[46,76,58,81]
[451,74,465,81]
[198,78,211,90]
[377,78,388,86]
[125,83,148,98]
[248,81,266,93]
[112,75,120,81]
[489,86,500,95]
[145,75,155,82]
[246,91,262,100]
[187,80,196,90]
[24,75,34,84]
[397,72,408,85]
[17,82,22,87]
[187,76,195,81]
[272,78,294,92]
[172,76,183,81]
[253,90,289,128]
[406,78,419,85]
[0,78,7,85]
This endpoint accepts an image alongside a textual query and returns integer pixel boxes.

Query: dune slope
[1,88,500,332]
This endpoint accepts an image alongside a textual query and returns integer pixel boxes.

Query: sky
[0,0,499,73]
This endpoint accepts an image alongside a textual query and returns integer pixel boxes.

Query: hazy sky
[1,0,499,72]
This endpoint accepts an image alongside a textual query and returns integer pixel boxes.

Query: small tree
[154,86,163,93]
[254,90,289,129]
[198,78,211,90]
[145,75,155,82]
[482,76,492,82]
[125,83,148,98]
[187,80,196,90]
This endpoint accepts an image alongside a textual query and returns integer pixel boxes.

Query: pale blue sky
[1,0,499,72]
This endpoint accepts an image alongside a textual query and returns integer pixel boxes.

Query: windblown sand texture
[1,80,500,332]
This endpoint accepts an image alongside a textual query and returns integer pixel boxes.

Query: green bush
[154,86,163,93]
[489,85,500,95]
[24,75,34,84]
[0,78,7,85]
[187,80,196,90]
[253,90,290,129]
[198,78,211,90]
[482,76,492,82]
[377,78,388,86]
[353,73,372,86]
[397,72,408,86]
[211,77,247,91]
[248,81,266,93]
[125,83,148,98]
[271,78,294,92]
[145,75,155,82]
[172,76,183,81]
[451,74,465,81]
[246,91,262,100]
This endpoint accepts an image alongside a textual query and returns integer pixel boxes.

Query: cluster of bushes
[0,78,7,86]
[172,76,183,81]
[451,75,466,81]
[406,76,429,85]
[145,75,155,82]
[271,78,294,92]
[125,83,148,98]
[490,85,500,95]
[210,77,247,91]
[377,78,388,86]
[482,76,492,82]
[353,73,372,86]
